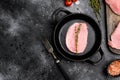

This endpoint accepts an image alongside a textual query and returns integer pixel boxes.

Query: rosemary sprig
[75,24,81,53]
[89,0,101,23]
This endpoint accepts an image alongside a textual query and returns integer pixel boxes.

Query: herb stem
[89,0,101,23]
[75,24,81,53]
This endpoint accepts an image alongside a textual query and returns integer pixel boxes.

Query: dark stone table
[0,0,120,80]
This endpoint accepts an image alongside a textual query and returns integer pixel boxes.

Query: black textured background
[0,0,120,80]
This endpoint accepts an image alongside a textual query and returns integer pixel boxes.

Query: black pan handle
[85,47,104,65]
[52,7,72,24]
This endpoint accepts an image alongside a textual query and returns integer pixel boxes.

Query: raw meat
[65,22,88,53]
[108,22,120,49]
[106,0,120,15]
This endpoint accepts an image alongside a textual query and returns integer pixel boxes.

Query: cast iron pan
[52,8,104,64]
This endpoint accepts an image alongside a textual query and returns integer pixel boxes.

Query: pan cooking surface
[59,20,96,56]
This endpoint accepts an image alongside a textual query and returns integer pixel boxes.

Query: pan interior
[59,19,96,56]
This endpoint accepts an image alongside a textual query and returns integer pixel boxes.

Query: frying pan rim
[53,13,102,61]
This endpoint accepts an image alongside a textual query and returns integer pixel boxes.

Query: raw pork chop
[108,22,120,49]
[66,22,88,53]
[106,0,120,15]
